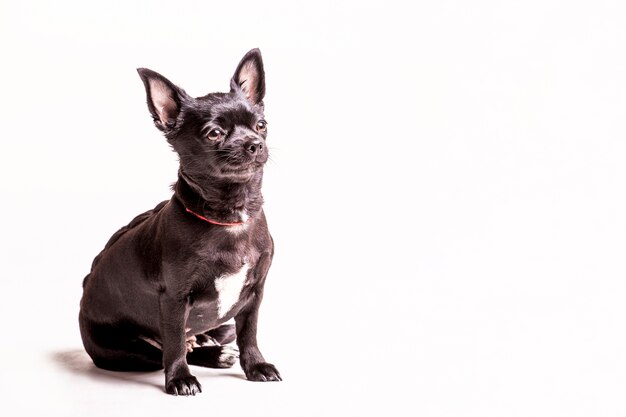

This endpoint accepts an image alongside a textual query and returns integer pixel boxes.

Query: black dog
[79,49,280,396]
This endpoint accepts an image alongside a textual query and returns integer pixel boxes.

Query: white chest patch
[214,263,250,318]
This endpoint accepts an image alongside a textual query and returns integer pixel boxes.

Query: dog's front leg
[159,292,201,395]
[235,253,281,382]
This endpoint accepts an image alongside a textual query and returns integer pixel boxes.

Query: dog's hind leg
[192,323,236,347]
[186,324,238,368]
[90,340,163,372]
[187,345,239,369]
[80,313,163,372]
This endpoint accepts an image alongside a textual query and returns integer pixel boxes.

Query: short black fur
[79,49,281,396]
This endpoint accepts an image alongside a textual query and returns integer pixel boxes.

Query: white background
[1,0,625,416]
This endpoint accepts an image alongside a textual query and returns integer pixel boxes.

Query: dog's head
[137,49,268,185]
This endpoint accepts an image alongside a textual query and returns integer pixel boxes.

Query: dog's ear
[137,68,185,130]
[230,48,265,105]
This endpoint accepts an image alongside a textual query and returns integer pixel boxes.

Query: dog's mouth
[216,161,264,180]
[222,165,254,174]
[221,154,266,172]
[181,147,267,183]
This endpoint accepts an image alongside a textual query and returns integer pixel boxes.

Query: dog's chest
[213,263,250,318]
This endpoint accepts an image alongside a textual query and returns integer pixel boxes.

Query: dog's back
[82,200,168,289]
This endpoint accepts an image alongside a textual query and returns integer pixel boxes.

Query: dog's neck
[173,170,264,224]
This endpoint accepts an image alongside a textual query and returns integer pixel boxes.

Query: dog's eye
[256,120,267,132]
[207,128,225,141]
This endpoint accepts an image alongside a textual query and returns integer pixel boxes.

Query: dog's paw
[244,362,282,382]
[165,375,202,396]
[185,335,199,352]
[195,333,219,347]
[216,346,239,368]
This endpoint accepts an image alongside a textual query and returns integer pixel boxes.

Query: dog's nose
[245,139,264,155]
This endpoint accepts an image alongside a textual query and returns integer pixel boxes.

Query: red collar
[185,207,246,226]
